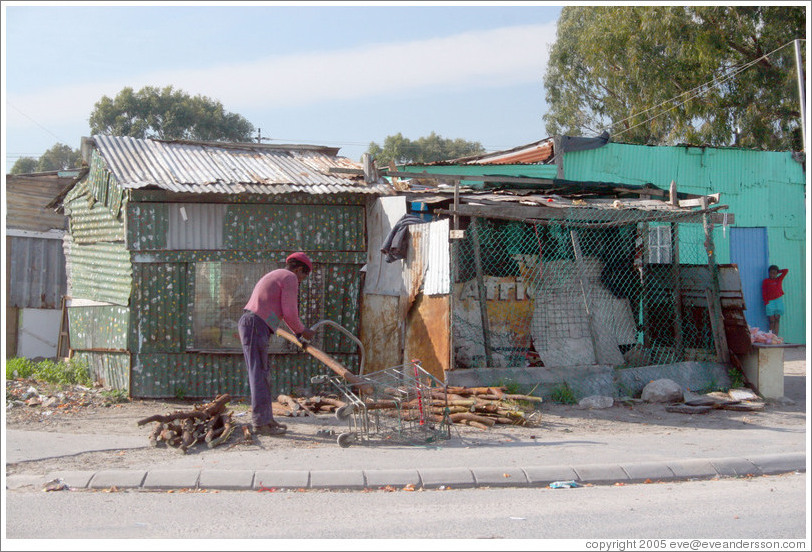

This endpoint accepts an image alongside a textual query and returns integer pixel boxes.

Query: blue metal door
[730,227,769,332]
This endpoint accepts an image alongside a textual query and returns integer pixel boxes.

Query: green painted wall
[561,143,806,344]
[400,163,559,186]
[66,151,371,396]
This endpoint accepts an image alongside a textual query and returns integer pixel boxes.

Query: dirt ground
[5,347,806,467]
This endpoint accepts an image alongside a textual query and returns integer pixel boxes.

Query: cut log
[275,328,373,394]
[449,412,496,427]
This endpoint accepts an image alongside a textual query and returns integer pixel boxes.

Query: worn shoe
[253,424,286,436]
[267,420,288,430]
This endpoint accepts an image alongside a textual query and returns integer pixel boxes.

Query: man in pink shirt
[240,252,316,436]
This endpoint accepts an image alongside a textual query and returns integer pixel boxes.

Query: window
[647,224,672,264]
[192,261,278,350]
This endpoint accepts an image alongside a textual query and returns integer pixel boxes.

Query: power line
[7,102,67,144]
[609,39,803,139]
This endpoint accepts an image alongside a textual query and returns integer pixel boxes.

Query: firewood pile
[137,394,249,453]
[276,386,542,429]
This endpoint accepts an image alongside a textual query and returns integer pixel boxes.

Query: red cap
[286,252,313,271]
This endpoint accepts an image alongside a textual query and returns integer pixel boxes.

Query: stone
[578,395,614,409]
[641,379,684,403]
[42,396,60,408]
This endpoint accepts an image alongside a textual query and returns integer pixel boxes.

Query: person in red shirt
[240,252,316,436]
[762,265,789,336]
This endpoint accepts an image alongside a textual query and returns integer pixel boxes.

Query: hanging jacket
[380,214,425,263]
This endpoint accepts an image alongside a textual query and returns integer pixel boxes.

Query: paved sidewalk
[6,452,806,492]
[5,348,807,492]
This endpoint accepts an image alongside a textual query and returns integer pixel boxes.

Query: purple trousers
[239,311,277,427]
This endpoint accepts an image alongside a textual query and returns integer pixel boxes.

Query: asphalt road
[4,473,807,543]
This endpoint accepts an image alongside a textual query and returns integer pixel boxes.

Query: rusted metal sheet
[404,294,450,382]
[359,294,402,374]
[91,135,393,195]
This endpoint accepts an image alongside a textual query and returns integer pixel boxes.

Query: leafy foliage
[89,85,255,142]
[6,357,93,386]
[9,142,81,174]
[367,131,486,165]
[543,6,805,150]
[550,381,578,405]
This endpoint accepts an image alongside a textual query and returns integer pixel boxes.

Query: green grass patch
[550,381,577,405]
[5,357,93,387]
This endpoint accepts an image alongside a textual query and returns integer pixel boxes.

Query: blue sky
[2,2,563,167]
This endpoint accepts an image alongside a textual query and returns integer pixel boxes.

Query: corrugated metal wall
[562,143,806,344]
[68,305,129,350]
[401,164,559,186]
[66,240,132,305]
[130,263,188,353]
[64,148,371,396]
[64,179,127,244]
[6,236,67,309]
[129,351,360,399]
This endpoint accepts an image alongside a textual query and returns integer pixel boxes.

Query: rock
[773,396,796,406]
[42,396,60,408]
[641,379,684,403]
[22,387,39,400]
[25,396,42,407]
[728,388,760,401]
[578,395,614,409]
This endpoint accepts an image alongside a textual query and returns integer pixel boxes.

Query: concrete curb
[6,453,805,492]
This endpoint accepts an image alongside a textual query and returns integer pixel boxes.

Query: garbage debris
[43,478,70,492]
[549,480,580,489]
[750,327,783,345]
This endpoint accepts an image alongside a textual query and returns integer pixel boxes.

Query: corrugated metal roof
[91,135,393,195]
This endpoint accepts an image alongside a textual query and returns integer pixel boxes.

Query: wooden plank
[275,328,372,394]
[470,218,494,367]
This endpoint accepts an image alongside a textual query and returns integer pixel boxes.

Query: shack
[5,169,84,359]
[49,135,392,398]
[358,163,743,398]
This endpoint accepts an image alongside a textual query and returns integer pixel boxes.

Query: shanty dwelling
[406,135,806,346]
[5,169,84,359]
[48,135,392,398]
[375,161,746,399]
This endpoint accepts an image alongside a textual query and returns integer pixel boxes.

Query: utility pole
[794,39,806,151]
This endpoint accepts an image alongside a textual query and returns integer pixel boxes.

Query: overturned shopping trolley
[311,359,452,448]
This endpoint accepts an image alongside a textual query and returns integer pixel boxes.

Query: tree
[88,86,255,142]
[543,6,805,150]
[9,157,38,174]
[37,143,81,171]
[367,132,486,165]
[8,143,81,175]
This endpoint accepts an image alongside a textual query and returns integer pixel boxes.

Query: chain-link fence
[452,207,722,370]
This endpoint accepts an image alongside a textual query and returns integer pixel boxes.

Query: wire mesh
[452,206,720,370]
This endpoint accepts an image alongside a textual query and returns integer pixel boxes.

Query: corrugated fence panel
[224,204,366,251]
[67,240,133,305]
[7,236,67,309]
[64,180,126,244]
[129,352,358,398]
[72,351,130,390]
[130,263,188,353]
[563,143,806,344]
[127,203,169,251]
[68,305,129,351]
[321,263,363,354]
[166,204,226,250]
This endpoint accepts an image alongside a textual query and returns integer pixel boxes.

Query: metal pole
[794,39,806,151]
